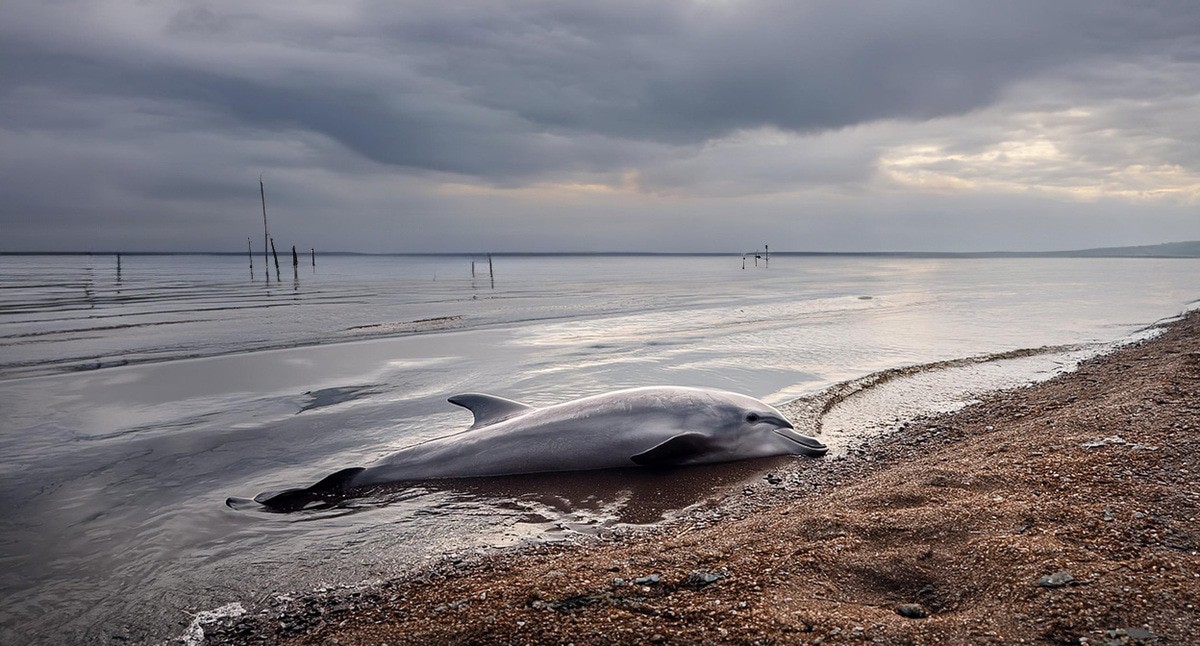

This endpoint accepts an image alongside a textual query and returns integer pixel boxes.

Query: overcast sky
[3,1,1199,252]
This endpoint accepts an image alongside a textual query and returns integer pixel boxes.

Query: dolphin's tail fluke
[247,467,366,512]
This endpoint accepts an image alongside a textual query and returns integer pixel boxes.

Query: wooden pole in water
[311,248,315,267]
[270,237,280,280]
[488,254,494,289]
[260,176,270,275]
[247,237,254,275]
[291,245,298,267]
[765,244,769,267]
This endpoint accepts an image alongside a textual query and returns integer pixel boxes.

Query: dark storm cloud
[5,0,1198,180]
[2,0,1199,251]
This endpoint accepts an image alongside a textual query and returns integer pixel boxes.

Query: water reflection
[423,457,795,526]
[238,456,798,531]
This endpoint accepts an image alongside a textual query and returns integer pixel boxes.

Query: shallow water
[0,254,1197,644]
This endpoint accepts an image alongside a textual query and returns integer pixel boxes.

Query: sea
[0,253,1196,644]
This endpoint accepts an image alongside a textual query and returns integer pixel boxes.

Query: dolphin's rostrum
[243,386,826,511]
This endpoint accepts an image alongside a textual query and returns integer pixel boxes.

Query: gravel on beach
[206,310,1200,645]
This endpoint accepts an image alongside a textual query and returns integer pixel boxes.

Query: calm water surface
[0,254,1196,643]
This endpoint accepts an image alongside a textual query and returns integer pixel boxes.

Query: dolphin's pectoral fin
[449,393,535,430]
[251,467,366,512]
[630,433,717,467]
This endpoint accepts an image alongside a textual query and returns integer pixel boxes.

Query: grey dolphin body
[249,386,826,510]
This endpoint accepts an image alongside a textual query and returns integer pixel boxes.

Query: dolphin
[243,386,827,511]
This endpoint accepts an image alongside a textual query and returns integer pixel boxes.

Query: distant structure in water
[742,245,769,269]
[252,176,316,281]
[469,254,495,288]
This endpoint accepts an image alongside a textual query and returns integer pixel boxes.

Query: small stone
[1038,571,1076,588]
[1103,510,1115,522]
[896,604,929,619]
[633,574,661,585]
[682,570,725,588]
[1083,435,1129,449]
[1124,627,1156,641]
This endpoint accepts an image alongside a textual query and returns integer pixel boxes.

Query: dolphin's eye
[746,413,760,423]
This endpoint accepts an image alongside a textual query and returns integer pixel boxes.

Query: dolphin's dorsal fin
[448,393,535,429]
[630,433,716,467]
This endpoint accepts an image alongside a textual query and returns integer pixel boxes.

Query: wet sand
[206,310,1199,645]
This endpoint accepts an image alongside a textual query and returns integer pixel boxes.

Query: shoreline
[205,310,1200,645]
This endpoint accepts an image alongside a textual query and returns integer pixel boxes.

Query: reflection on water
[237,457,798,550]
[395,458,793,528]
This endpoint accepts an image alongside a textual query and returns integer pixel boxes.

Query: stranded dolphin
[244,386,827,511]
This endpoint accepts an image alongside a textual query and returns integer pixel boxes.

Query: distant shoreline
[3,241,1199,259]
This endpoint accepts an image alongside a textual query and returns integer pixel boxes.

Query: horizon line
[2,242,1199,259]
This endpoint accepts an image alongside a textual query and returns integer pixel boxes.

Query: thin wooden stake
[488,254,494,289]
[247,237,254,276]
[260,176,269,275]
[270,237,280,281]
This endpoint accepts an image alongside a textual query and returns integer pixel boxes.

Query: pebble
[1100,627,1158,645]
[1081,435,1157,450]
[896,604,929,619]
[1124,627,1156,640]
[1038,571,1076,588]
[633,574,660,586]
[682,570,725,588]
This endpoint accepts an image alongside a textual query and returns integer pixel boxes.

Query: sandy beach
[205,309,1198,644]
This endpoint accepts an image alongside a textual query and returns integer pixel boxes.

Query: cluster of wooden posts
[249,177,315,282]
[470,254,495,289]
[248,178,495,287]
[742,245,769,269]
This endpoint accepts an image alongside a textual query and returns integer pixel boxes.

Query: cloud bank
[2,0,1198,251]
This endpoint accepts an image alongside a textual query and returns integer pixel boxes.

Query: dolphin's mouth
[773,427,829,457]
